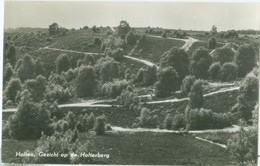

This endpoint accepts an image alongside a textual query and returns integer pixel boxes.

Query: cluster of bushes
[125,30,144,45]
[102,79,128,97]
[217,30,238,38]
[106,48,124,61]
[132,108,158,128]
[155,66,179,97]
[117,88,140,112]
[49,23,68,36]
[209,62,238,81]
[163,108,232,131]
[232,67,259,123]
[134,65,157,86]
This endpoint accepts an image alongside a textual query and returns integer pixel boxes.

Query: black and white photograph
[1,1,259,165]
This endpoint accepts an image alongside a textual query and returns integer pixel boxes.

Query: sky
[4,1,260,31]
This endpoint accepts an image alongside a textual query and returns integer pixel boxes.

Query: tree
[99,58,120,83]
[160,47,189,81]
[213,47,235,65]
[228,127,257,166]
[24,75,46,102]
[4,78,22,103]
[208,62,221,80]
[49,23,60,35]
[210,25,217,35]
[118,20,131,39]
[190,48,212,79]
[155,67,179,98]
[3,63,14,87]
[6,45,16,66]
[76,66,96,97]
[34,59,44,77]
[208,37,217,49]
[8,90,52,139]
[160,47,190,80]
[232,69,258,122]
[181,75,196,95]
[189,80,204,109]
[83,54,95,66]
[219,62,237,81]
[17,54,35,82]
[56,54,71,74]
[125,30,140,45]
[235,44,256,77]
[143,65,157,86]
[94,115,106,135]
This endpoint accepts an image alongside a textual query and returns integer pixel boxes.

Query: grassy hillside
[130,36,185,63]
[2,132,233,165]
[49,28,113,52]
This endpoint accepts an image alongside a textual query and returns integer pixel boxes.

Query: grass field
[193,132,237,145]
[2,132,234,165]
[130,36,185,63]
[49,28,113,52]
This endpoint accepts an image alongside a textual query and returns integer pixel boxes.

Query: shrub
[163,114,173,130]
[64,111,77,130]
[125,30,141,45]
[232,68,259,122]
[6,45,16,66]
[118,20,131,39]
[190,48,212,79]
[208,62,221,80]
[135,108,157,128]
[17,54,35,82]
[228,127,257,166]
[102,79,128,97]
[117,88,140,111]
[181,75,196,95]
[34,130,94,164]
[45,84,71,103]
[213,47,235,64]
[134,66,157,86]
[56,54,71,74]
[94,115,106,135]
[208,37,217,49]
[155,67,179,98]
[172,112,186,130]
[4,78,22,103]
[96,58,120,83]
[93,36,101,45]
[189,80,204,109]
[160,47,189,81]
[86,112,96,131]
[219,62,237,81]
[3,63,14,87]
[76,66,97,97]
[8,90,52,139]
[185,108,232,130]
[24,75,46,102]
[235,44,256,77]
[107,48,124,61]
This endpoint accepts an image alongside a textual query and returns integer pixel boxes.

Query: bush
[228,127,257,166]
[189,80,204,109]
[235,44,256,77]
[97,58,120,83]
[134,66,157,86]
[7,90,52,139]
[3,63,14,87]
[181,75,196,95]
[213,47,235,64]
[160,47,189,81]
[219,62,237,81]
[185,108,232,130]
[56,54,71,74]
[45,84,71,103]
[107,48,124,61]
[190,48,212,79]
[134,108,157,128]
[102,79,128,97]
[232,68,259,122]
[24,75,46,102]
[93,36,101,45]
[117,88,140,111]
[172,112,186,130]
[94,115,106,135]
[208,37,217,49]
[17,54,35,82]
[76,66,97,97]
[4,78,22,103]
[208,62,221,80]
[163,114,173,130]
[33,130,94,164]
[155,67,179,98]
